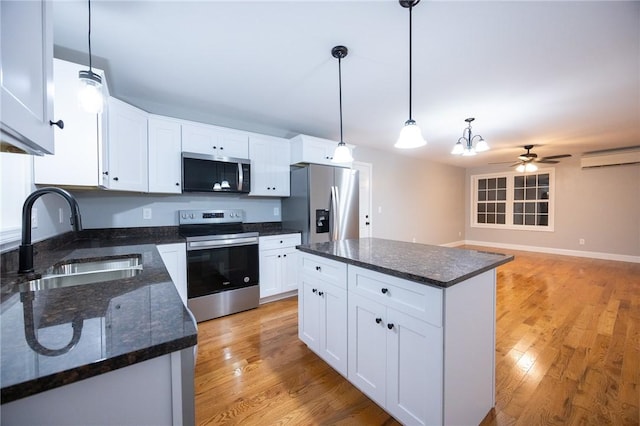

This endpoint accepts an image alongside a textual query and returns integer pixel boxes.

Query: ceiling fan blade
[540,154,572,160]
[509,162,521,167]
[537,159,560,164]
[488,161,515,165]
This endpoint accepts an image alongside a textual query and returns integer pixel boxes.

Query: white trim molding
[462,240,640,264]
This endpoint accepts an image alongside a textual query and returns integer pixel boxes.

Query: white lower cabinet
[298,253,348,376]
[348,292,443,426]
[259,234,301,300]
[157,243,187,305]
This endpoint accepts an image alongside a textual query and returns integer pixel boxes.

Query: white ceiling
[52,0,640,168]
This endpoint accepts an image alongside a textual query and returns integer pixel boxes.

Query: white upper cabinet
[34,59,107,186]
[289,134,354,168]
[105,97,148,192]
[0,0,55,155]
[181,122,248,159]
[249,135,290,197]
[148,116,182,194]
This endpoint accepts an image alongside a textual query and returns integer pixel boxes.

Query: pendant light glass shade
[395,119,426,149]
[78,0,104,114]
[332,141,354,163]
[78,69,103,113]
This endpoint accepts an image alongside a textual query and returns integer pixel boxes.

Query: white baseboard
[440,240,465,248]
[459,240,640,264]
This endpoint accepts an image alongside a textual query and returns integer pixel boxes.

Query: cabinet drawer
[348,265,442,327]
[299,253,347,289]
[259,233,301,250]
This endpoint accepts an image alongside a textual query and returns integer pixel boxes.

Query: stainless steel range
[178,209,259,322]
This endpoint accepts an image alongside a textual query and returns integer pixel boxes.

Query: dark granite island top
[0,229,197,404]
[296,238,513,288]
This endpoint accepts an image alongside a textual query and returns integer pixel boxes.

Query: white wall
[465,159,640,258]
[354,146,466,246]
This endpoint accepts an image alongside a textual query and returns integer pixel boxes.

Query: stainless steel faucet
[19,187,83,273]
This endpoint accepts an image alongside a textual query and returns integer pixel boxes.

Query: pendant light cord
[338,55,344,143]
[408,2,413,121]
[88,0,93,72]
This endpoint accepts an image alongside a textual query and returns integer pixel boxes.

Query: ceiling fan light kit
[511,145,571,172]
[330,45,354,164]
[395,0,426,149]
[451,117,488,156]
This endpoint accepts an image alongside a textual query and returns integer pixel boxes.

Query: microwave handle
[238,162,244,192]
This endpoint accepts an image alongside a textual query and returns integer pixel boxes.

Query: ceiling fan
[503,145,571,172]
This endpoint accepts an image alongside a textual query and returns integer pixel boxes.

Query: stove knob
[189,213,195,219]
[181,213,186,219]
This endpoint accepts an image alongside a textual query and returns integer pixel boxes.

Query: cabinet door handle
[220,146,224,150]
[278,255,281,258]
[283,254,287,258]
[315,266,321,272]
[113,177,119,181]
[102,171,109,176]
[212,146,217,150]
[366,222,370,226]
[312,288,317,293]
[381,288,388,294]
[49,119,64,129]
[175,182,180,186]
[387,323,394,330]
[375,318,382,324]
[318,291,324,296]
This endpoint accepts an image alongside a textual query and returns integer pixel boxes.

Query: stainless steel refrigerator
[282,164,359,244]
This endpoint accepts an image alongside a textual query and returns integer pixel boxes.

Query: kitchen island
[297,238,513,426]
[0,228,197,425]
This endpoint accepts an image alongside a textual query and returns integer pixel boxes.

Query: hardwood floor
[194,250,640,425]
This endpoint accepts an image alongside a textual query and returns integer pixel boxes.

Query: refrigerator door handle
[330,185,339,241]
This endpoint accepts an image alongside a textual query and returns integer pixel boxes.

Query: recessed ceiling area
[52,1,640,168]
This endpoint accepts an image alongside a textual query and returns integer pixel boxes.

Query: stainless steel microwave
[182,152,251,193]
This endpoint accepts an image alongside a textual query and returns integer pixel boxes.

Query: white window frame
[470,168,555,232]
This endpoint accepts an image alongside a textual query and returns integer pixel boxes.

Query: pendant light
[451,118,489,156]
[395,0,426,149]
[78,0,104,114]
[331,45,354,164]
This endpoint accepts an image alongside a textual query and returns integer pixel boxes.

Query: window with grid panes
[471,170,554,231]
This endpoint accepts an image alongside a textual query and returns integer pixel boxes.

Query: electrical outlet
[378,206,382,214]
[143,208,152,220]
[59,208,64,224]
[579,238,585,245]
[458,231,462,237]
[31,208,38,228]
[273,207,280,216]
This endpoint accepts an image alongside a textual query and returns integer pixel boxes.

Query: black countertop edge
[0,334,197,404]
[296,241,514,289]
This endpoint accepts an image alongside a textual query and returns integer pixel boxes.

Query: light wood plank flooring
[194,249,640,425]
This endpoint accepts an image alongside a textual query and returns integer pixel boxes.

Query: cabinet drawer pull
[312,288,317,293]
[175,182,180,186]
[381,288,388,294]
[318,291,324,296]
[387,323,394,330]
[113,177,119,181]
[375,318,382,324]
[283,254,287,258]
[315,266,321,271]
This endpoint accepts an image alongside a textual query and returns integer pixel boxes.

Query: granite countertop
[297,238,514,288]
[0,227,196,404]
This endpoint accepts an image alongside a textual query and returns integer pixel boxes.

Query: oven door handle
[187,237,258,250]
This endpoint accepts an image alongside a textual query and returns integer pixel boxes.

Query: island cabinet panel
[348,284,443,426]
[443,270,496,426]
[298,253,348,376]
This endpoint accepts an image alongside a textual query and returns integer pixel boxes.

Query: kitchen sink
[48,256,141,275]
[19,255,143,292]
